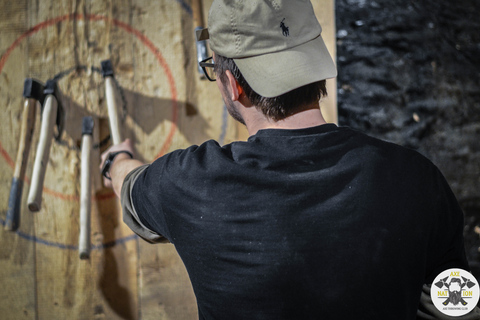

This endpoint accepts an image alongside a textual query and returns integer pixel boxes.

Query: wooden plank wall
[0,1,336,319]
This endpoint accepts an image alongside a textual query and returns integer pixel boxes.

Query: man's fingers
[99,138,134,170]
[99,138,135,189]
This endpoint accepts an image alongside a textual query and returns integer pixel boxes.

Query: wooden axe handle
[192,0,209,77]
[79,123,93,259]
[105,77,123,145]
[5,98,37,231]
[191,0,205,27]
[27,95,58,212]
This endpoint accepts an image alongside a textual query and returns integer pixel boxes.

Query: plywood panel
[132,1,200,319]
[312,0,338,125]
[25,0,139,318]
[0,1,37,319]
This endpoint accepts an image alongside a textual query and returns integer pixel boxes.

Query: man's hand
[99,139,144,197]
[100,139,135,188]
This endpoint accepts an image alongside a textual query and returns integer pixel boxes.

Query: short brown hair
[214,53,327,121]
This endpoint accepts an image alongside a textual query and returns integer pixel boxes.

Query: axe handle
[192,0,208,77]
[79,132,92,259]
[191,0,205,27]
[105,77,123,145]
[27,95,58,212]
[5,98,37,231]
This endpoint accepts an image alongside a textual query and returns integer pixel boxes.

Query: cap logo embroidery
[280,18,289,37]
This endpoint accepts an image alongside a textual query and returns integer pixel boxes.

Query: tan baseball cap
[196,0,337,98]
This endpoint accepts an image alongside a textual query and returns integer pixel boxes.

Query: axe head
[82,116,94,136]
[43,79,65,141]
[44,79,57,96]
[23,78,45,105]
[101,60,114,78]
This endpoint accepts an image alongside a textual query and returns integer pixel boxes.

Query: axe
[462,276,476,289]
[192,0,208,78]
[79,116,94,259]
[5,79,45,231]
[434,276,450,288]
[27,79,64,212]
[101,60,123,145]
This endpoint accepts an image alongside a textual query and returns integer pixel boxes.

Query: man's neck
[244,103,327,136]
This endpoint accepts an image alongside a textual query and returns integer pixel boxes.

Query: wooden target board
[0,1,336,319]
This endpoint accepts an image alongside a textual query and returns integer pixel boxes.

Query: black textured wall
[336,0,480,276]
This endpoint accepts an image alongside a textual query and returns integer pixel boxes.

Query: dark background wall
[335,0,480,277]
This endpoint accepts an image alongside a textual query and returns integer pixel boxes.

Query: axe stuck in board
[101,60,123,145]
[27,79,64,212]
[192,0,208,78]
[5,79,45,231]
[79,116,94,259]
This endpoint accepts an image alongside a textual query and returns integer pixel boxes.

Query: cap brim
[233,35,337,98]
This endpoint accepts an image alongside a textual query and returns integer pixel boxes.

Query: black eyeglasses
[199,56,216,81]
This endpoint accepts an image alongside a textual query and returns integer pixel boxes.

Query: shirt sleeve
[121,164,169,244]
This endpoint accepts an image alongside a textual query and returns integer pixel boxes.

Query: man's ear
[225,70,243,101]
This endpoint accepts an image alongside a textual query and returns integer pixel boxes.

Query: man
[100,0,471,319]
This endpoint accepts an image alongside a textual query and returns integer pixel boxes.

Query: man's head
[214,53,327,121]
[197,0,337,121]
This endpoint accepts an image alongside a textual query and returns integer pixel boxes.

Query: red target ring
[0,13,178,202]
